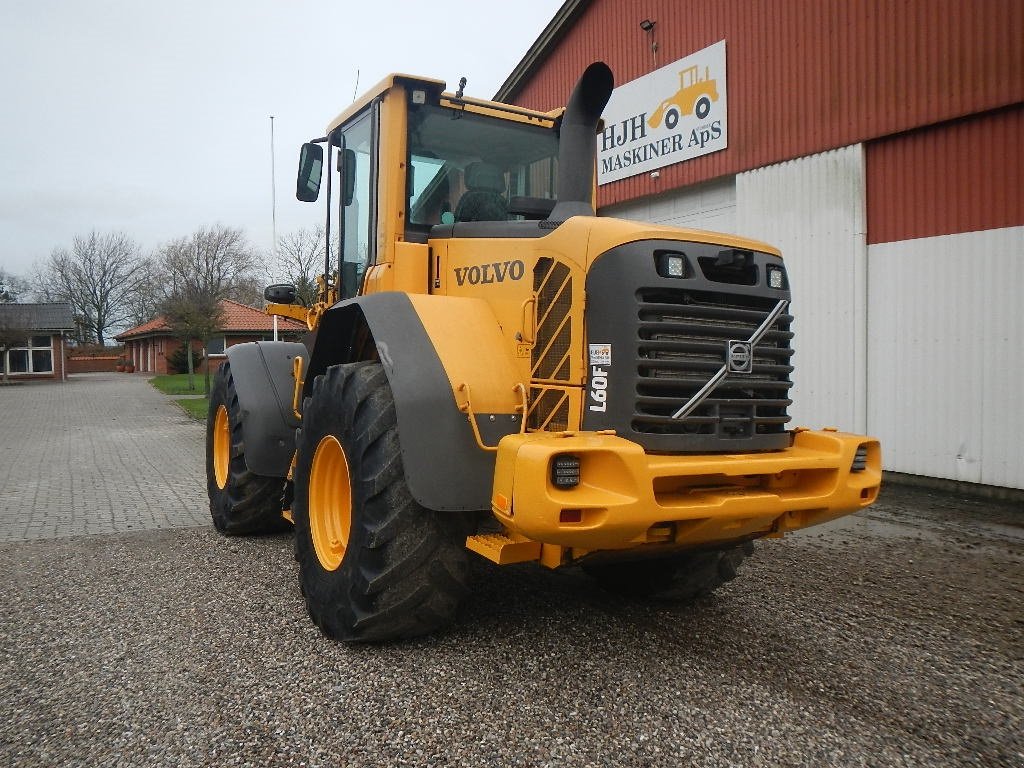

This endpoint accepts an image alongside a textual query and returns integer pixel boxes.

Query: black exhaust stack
[548,62,614,221]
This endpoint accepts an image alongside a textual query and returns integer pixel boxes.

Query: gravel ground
[1,484,1021,767]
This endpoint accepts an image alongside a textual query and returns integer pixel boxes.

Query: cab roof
[325,73,560,134]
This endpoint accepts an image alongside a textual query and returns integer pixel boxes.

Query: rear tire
[583,542,754,600]
[206,362,289,535]
[293,362,470,642]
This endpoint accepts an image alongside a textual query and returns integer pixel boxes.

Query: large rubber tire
[206,362,290,535]
[583,542,754,600]
[293,362,471,642]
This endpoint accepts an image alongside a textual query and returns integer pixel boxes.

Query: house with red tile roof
[115,299,306,374]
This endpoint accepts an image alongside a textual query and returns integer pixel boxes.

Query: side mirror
[296,143,323,202]
[264,283,297,304]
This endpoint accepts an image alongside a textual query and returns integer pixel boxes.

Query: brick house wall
[66,355,119,374]
[1,332,68,382]
[122,333,304,375]
[117,299,307,374]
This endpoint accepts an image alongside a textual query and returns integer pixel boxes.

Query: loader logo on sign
[598,40,727,185]
[647,66,719,130]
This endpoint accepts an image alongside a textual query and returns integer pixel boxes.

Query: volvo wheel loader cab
[205,62,882,642]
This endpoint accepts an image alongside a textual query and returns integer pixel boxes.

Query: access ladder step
[465,533,541,565]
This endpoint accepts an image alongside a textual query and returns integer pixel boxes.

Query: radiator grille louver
[528,257,573,431]
[634,289,794,438]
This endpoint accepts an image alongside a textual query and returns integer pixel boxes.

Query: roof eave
[493,0,592,103]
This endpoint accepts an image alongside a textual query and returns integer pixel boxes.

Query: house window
[8,349,29,373]
[207,336,226,355]
[32,349,53,371]
[4,335,53,375]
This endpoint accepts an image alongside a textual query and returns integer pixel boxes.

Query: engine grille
[583,239,794,453]
[635,288,793,438]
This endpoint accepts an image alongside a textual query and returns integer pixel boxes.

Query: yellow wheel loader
[205,63,881,642]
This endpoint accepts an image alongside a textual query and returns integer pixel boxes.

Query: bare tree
[155,224,263,392]
[158,224,263,307]
[0,268,29,303]
[160,290,222,393]
[35,231,148,345]
[121,255,162,329]
[273,225,336,306]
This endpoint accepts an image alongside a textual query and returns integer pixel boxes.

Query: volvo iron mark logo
[727,340,753,374]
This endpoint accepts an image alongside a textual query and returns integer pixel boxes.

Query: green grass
[174,396,209,420]
[149,373,210,395]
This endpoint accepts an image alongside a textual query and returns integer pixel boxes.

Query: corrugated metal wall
[867,227,1024,489]
[867,105,1024,244]
[736,146,868,434]
[600,177,736,233]
[508,0,1023,210]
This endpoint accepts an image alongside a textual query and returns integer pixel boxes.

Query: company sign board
[597,40,728,185]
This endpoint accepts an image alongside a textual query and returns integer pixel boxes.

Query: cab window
[407,104,559,229]
[339,109,375,298]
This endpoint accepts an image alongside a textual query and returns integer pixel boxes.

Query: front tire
[665,107,680,129]
[293,362,470,642]
[206,362,289,535]
[583,542,754,600]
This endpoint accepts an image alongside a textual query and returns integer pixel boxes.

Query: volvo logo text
[453,260,525,286]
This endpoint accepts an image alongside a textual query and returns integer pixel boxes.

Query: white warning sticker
[588,343,611,366]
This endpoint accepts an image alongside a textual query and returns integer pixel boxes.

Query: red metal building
[497,0,1024,490]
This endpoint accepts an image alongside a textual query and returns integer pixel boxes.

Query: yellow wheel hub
[309,435,352,571]
[213,404,230,490]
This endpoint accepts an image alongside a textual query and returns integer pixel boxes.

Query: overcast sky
[0,0,564,278]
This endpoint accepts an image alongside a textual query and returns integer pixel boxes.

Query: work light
[657,252,688,279]
[551,454,581,488]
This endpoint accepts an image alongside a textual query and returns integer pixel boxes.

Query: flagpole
[270,114,279,342]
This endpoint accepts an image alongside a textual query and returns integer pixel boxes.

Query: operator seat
[454,162,508,222]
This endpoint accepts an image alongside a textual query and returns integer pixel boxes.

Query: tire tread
[293,362,470,642]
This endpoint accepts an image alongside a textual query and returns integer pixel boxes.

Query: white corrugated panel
[736,146,868,433]
[600,176,736,234]
[868,226,1024,489]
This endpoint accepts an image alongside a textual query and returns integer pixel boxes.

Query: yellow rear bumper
[489,429,881,552]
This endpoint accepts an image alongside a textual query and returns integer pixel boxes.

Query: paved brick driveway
[0,373,208,541]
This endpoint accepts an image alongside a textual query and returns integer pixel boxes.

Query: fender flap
[225,341,306,478]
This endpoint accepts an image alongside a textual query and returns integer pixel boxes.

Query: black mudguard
[224,341,306,478]
[304,292,516,512]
